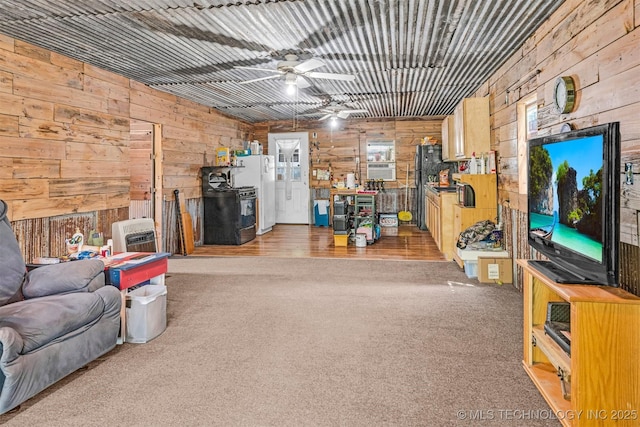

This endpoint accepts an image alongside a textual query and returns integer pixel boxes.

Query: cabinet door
[441,116,456,161]
[454,103,465,159]
[453,205,462,241]
[454,98,490,159]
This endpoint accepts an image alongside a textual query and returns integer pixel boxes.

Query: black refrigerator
[414,144,457,230]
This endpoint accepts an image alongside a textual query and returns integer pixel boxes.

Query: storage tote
[126,284,167,343]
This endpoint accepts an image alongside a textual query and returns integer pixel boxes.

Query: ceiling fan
[235,54,356,88]
[318,105,368,121]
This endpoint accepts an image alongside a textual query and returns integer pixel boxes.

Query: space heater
[111,218,157,253]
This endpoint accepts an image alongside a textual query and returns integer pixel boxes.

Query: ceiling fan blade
[296,75,311,89]
[239,74,282,84]
[234,66,281,74]
[306,71,356,82]
[318,114,333,121]
[345,109,368,114]
[337,111,350,119]
[293,58,325,73]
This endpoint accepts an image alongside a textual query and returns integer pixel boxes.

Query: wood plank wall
[0,34,252,258]
[254,118,449,222]
[130,120,153,201]
[253,117,447,190]
[478,0,640,294]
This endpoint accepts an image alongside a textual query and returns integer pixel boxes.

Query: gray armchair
[0,200,121,414]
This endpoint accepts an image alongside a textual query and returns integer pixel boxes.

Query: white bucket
[355,233,367,247]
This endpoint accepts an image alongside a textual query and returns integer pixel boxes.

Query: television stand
[518,259,640,427]
[527,260,600,285]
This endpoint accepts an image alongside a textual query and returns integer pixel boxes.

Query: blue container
[314,200,329,227]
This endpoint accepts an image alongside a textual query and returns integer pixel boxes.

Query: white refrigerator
[232,155,276,235]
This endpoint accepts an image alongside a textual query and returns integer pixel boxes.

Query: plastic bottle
[480,152,486,174]
[469,152,478,174]
[72,228,84,252]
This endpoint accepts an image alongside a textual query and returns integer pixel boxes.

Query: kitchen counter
[426,185,457,194]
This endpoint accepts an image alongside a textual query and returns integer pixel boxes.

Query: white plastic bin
[126,284,167,343]
[464,260,478,278]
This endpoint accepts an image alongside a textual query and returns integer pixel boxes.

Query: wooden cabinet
[518,260,640,427]
[452,173,497,267]
[441,115,456,161]
[453,97,490,159]
[426,188,456,260]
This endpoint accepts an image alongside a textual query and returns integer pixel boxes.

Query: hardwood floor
[191,224,450,261]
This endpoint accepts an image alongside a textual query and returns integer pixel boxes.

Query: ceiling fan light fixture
[285,73,297,95]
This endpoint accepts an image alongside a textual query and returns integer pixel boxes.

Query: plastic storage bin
[334,200,348,215]
[379,213,399,227]
[464,261,478,278]
[334,233,349,247]
[313,200,329,227]
[126,284,167,343]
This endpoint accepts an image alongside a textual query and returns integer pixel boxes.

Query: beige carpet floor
[0,257,560,426]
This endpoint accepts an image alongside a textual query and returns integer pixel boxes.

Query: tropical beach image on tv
[528,135,604,262]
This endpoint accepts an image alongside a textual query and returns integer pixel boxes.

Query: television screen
[527,122,620,286]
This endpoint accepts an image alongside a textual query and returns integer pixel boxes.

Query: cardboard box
[216,147,231,166]
[477,257,513,284]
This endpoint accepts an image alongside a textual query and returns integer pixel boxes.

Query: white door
[268,132,309,224]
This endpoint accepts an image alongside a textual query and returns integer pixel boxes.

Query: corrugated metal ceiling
[0,0,565,123]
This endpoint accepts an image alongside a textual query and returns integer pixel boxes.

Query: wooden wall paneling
[6,156,61,179]
[0,34,13,54]
[22,98,54,121]
[54,105,129,131]
[0,70,12,93]
[50,52,83,71]
[0,178,47,199]
[130,120,153,202]
[7,44,82,90]
[49,178,129,198]
[13,76,106,112]
[485,0,640,294]
[620,206,639,246]
[0,92,22,115]
[0,158,12,178]
[0,114,18,136]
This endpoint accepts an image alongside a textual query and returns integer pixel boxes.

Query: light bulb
[286,84,296,96]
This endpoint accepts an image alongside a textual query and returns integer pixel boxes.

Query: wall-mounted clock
[553,76,576,114]
[560,123,573,133]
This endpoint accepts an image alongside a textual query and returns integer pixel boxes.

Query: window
[366,140,396,181]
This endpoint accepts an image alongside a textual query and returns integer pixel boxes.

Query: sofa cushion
[0,292,105,354]
[23,259,105,298]
[0,200,26,307]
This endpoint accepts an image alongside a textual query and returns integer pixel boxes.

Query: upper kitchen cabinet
[441,115,456,161]
[454,97,490,160]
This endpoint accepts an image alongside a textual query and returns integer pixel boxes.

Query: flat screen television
[527,122,620,286]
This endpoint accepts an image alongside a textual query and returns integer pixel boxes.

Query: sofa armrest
[22,259,105,299]
[0,327,24,365]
